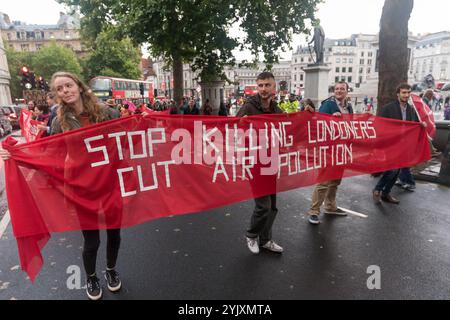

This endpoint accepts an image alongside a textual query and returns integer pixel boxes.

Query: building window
[36,43,43,50]
[349,67,353,73]
[295,58,297,63]
[336,58,341,63]
[359,76,363,83]
[65,30,70,38]
[300,74,304,81]
[301,57,304,62]
[349,58,353,63]
[360,59,364,65]
[6,33,12,40]
[343,58,347,63]
[294,74,297,81]
[20,44,30,51]
[361,52,364,57]
[368,52,373,57]
[342,67,346,73]
[348,76,352,83]
[336,67,340,73]
[335,76,339,83]
[368,59,372,65]
[367,67,371,74]
[341,76,346,81]
[35,31,42,39]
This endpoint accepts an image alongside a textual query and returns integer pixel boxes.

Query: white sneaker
[261,240,283,253]
[246,237,260,254]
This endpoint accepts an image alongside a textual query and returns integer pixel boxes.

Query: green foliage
[59,0,320,103]
[5,45,33,100]
[82,28,142,80]
[6,42,82,99]
[31,42,83,80]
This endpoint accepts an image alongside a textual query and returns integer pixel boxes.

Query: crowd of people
[0,69,438,300]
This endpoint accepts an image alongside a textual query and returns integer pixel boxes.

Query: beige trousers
[308,179,342,215]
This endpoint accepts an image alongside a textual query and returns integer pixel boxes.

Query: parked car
[0,109,13,137]
[0,106,21,129]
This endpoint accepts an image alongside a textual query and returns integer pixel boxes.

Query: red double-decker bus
[244,84,258,97]
[89,76,154,104]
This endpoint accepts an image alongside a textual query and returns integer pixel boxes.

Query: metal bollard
[438,131,450,186]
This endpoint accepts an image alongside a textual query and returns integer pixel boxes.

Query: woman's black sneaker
[105,269,122,292]
[86,275,102,300]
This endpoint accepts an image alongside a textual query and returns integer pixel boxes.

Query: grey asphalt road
[0,175,449,300]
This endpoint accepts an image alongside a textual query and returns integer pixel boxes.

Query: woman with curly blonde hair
[50,72,121,300]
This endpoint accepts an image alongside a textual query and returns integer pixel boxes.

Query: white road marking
[337,207,368,218]
[0,210,11,238]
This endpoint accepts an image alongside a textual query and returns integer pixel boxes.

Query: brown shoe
[373,190,381,204]
[381,194,400,204]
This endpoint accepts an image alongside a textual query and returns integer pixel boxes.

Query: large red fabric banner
[410,94,436,140]
[19,109,45,143]
[2,112,430,281]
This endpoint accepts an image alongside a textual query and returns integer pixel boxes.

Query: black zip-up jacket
[380,100,419,122]
[236,94,283,117]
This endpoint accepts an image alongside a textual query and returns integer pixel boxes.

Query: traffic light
[20,66,30,88]
[36,76,47,90]
[29,72,36,89]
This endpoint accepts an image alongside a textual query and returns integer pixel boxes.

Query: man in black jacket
[373,83,425,204]
[236,72,284,254]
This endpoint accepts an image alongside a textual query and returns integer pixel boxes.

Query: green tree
[377,0,414,114]
[5,46,33,100]
[59,0,320,105]
[31,42,82,81]
[82,28,142,80]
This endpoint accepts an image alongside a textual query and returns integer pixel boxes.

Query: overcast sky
[2,0,449,60]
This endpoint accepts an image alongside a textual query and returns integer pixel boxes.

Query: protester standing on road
[201,99,213,115]
[51,72,122,300]
[373,83,425,205]
[0,72,122,300]
[444,97,450,120]
[236,71,284,254]
[184,98,200,115]
[300,98,315,112]
[307,81,353,225]
[27,100,35,112]
[37,92,60,135]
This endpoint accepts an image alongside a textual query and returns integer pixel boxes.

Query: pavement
[0,174,449,300]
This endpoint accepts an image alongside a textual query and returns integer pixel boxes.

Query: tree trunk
[377,0,414,115]
[172,54,184,109]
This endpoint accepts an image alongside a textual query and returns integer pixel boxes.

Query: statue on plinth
[308,21,325,65]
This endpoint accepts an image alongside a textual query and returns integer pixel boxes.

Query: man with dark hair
[307,81,353,225]
[237,71,284,254]
[373,83,424,204]
[37,92,59,135]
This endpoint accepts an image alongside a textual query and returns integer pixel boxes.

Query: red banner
[19,109,45,143]
[410,94,436,140]
[2,112,430,281]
